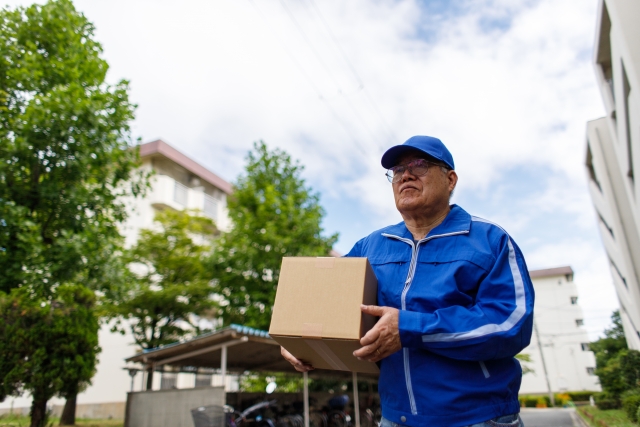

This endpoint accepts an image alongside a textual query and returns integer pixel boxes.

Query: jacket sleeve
[398,233,535,361]
[345,238,364,257]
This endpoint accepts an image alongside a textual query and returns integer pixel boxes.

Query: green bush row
[518,393,588,407]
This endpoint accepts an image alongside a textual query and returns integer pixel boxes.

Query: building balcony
[148,174,223,222]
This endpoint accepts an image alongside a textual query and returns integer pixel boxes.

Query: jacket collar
[383,205,471,240]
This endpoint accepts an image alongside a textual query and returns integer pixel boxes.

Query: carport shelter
[126,325,377,427]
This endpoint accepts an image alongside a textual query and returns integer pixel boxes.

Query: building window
[595,2,615,112]
[586,144,603,192]
[571,296,578,305]
[576,319,584,327]
[622,60,634,182]
[610,258,628,288]
[195,374,212,387]
[161,373,177,389]
[581,343,590,351]
[587,367,596,375]
[598,212,615,239]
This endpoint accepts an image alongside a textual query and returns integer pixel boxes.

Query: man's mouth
[400,184,418,193]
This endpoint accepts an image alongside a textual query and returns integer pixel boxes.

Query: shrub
[555,393,571,406]
[567,391,596,402]
[518,395,538,408]
[519,395,551,408]
[595,392,620,410]
[621,389,640,422]
[536,397,548,408]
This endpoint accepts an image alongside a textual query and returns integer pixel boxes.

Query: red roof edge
[139,140,233,195]
[529,266,574,279]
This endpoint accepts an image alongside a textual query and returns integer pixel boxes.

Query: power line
[277,0,385,151]
[304,0,399,147]
[246,0,370,156]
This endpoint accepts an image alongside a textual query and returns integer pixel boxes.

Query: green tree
[592,310,628,376]
[107,209,219,389]
[591,310,631,405]
[212,141,338,330]
[0,284,100,427]
[515,353,534,375]
[0,1,147,424]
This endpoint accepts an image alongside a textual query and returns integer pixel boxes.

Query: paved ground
[520,408,588,427]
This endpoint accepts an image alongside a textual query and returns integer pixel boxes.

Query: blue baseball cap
[381,136,455,170]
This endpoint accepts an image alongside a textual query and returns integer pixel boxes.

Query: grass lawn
[578,405,636,427]
[0,414,123,427]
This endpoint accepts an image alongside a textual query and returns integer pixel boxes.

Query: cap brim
[381,145,434,169]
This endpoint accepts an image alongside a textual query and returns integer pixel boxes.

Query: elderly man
[281,136,534,427]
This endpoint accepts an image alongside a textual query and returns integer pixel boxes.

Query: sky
[4,0,619,340]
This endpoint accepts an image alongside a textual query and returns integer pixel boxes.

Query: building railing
[203,194,218,221]
[173,181,188,206]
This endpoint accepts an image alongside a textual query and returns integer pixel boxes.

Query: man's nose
[401,167,416,181]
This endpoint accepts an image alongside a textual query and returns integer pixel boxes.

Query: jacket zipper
[381,230,469,416]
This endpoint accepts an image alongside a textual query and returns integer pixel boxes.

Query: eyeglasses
[385,159,441,183]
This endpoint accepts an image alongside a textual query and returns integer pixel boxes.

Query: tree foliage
[0,0,147,297]
[212,141,338,330]
[0,1,146,425]
[0,284,99,427]
[107,209,219,351]
[591,310,637,407]
[591,310,628,370]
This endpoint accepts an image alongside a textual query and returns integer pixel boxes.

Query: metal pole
[303,371,310,427]
[534,321,555,406]
[352,371,360,427]
[221,345,228,391]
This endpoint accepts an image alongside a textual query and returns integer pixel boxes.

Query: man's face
[391,152,458,218]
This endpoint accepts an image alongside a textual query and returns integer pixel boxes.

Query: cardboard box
[269,257,379,374]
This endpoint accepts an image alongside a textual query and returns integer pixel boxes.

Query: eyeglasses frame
[385,158,449,183]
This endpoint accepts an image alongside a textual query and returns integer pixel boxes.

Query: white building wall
[520,270,600,394]
[586,0,640,350]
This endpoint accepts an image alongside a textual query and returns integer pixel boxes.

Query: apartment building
[519,267,599,394]
[585,0,640,350]
[91,140,234,399]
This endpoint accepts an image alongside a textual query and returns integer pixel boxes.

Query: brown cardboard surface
[269,257,379,374]
[271,336,379,374]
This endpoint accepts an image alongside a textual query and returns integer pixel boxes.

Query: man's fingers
[281,346,314,372]
[353,342,380,360]
[359,324,381,346]
[361,304,386,316]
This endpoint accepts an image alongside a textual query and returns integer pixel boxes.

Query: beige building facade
[585,0,640,350]
[520,267,600,394]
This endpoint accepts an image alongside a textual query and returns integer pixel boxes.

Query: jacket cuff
[399,309,433,348]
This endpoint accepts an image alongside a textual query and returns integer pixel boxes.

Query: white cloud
[2,0,618,332]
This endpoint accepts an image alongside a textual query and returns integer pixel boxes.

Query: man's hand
[353,304,401,363]
[281,346,314,372]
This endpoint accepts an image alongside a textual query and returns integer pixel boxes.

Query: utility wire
[278,0,385,151]
[247,0,370,156]
[305,0,399,147]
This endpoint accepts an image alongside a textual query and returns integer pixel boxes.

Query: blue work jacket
[346,205,534,427]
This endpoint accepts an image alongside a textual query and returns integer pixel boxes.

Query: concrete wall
[124,386,225,427]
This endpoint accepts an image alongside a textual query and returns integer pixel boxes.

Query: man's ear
[448,170,458,195]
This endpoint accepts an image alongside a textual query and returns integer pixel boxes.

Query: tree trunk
[146,365,154,390]
[59,393,77,425]
[29,396,48,427]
